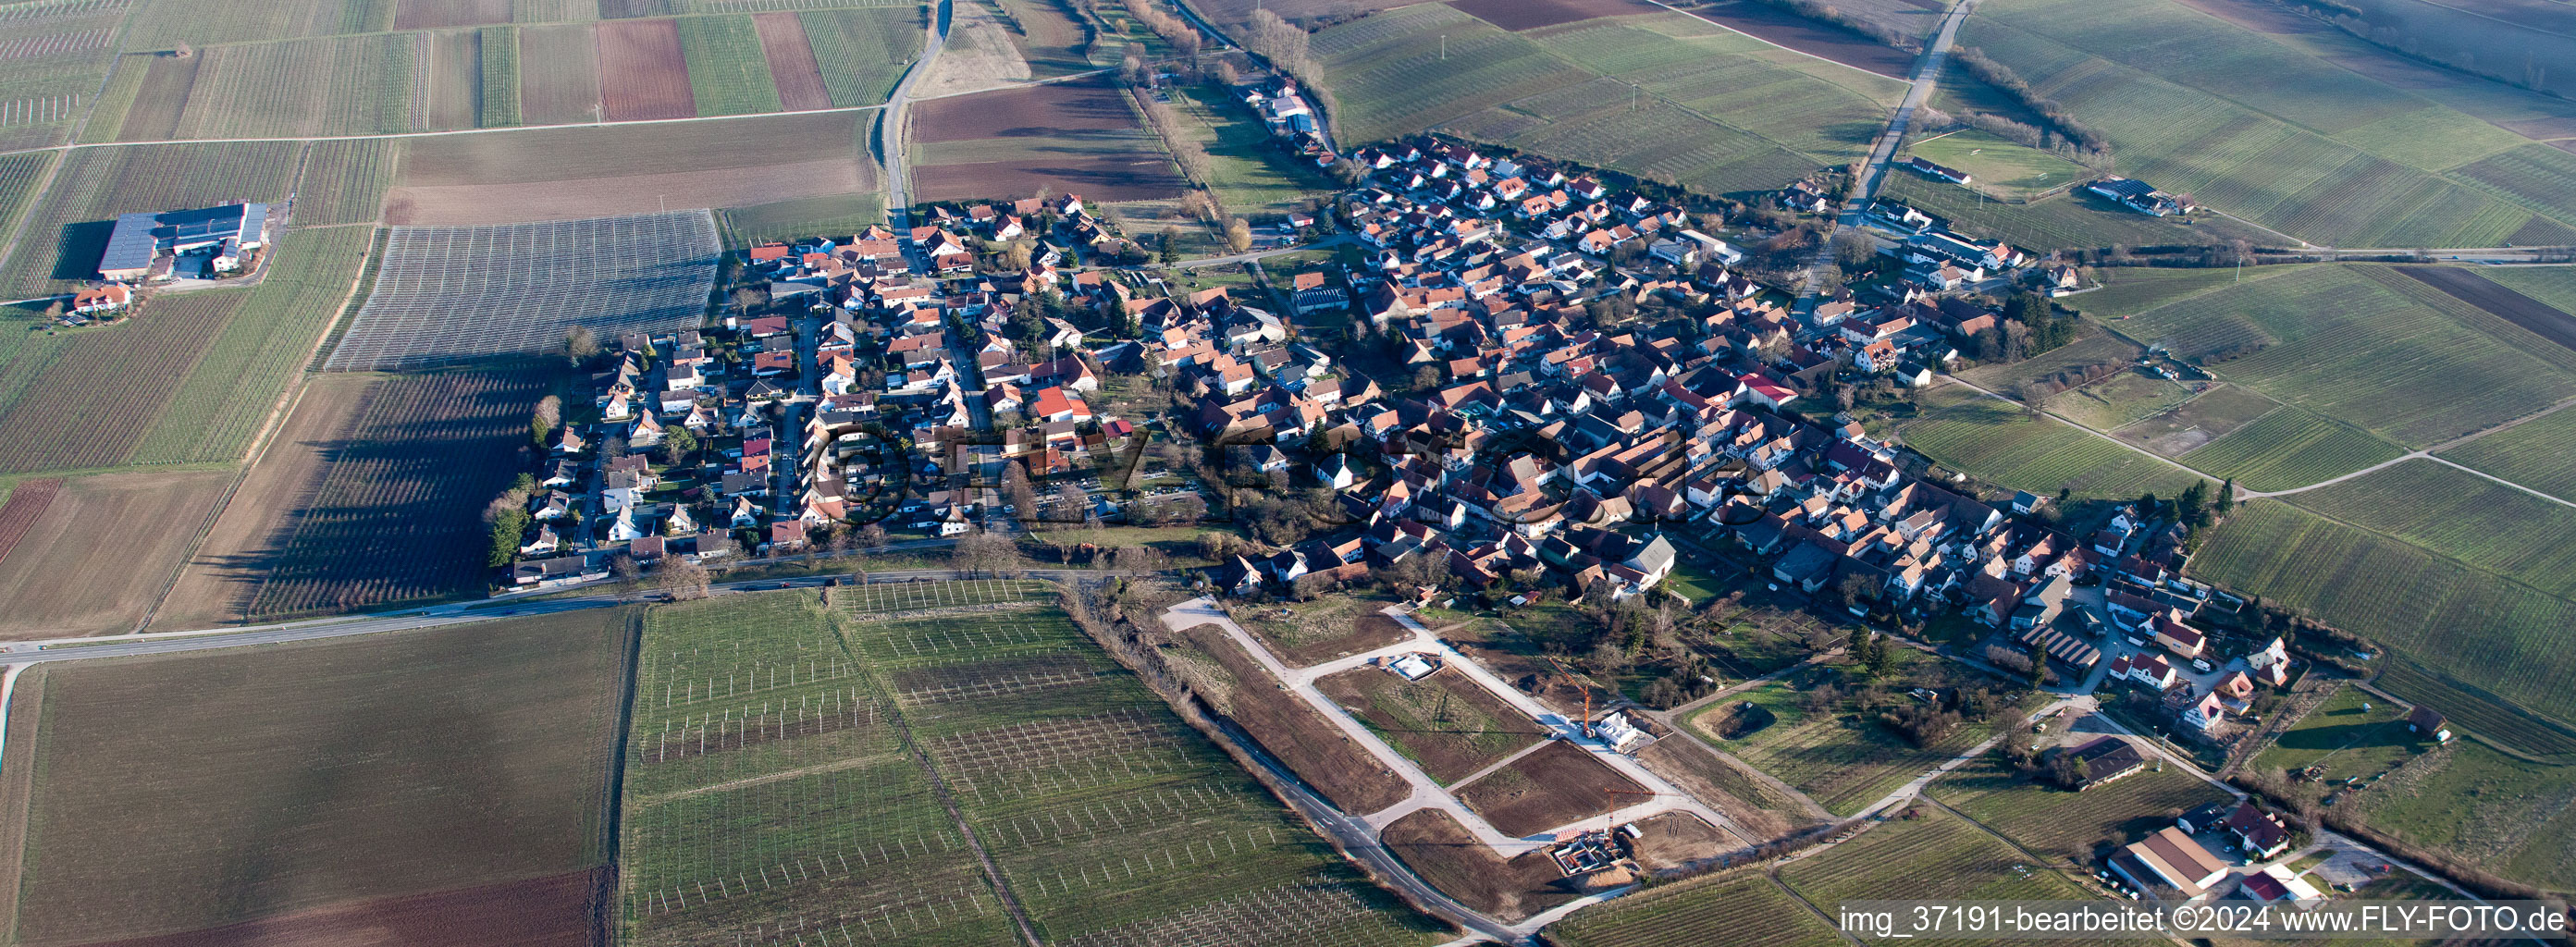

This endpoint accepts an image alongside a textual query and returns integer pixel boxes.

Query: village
[491,123,2458,912]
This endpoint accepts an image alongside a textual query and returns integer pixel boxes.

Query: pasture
[2348,740,2576,893]
[388,110,871,224]
[1956,0,2576,248]
[2282,459,2576,600]
[1545,869,1842,947]
[2439,405,2576,503]
[2174,405,2404,493]
[677,13,783,116]
[912,75,1188,203]
[11,611,627,946]
[2245,684,2419,793]
[1317,666,1546,785]
[1900,387,2200,499]
[243,370,549,617]
[326,211,719,371]
[2191,498,2576,727]
[0,469,229,639]
[1778,804,2096,926]
[828,585,1448,945]
[0,140,303,297]
[1929,750,2232,865]
[1170,83,1338,218]
[1904,129,2089,200]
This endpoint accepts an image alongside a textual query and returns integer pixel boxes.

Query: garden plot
[324,211,719,371]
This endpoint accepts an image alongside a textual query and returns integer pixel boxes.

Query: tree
[657,557,712,601]
[611,553,643,601]
[2048,751,2090,789]
[954,530,1023,578]
[1119,53,1147,87]
[564,326,599,365]
[1054,483,1091,524]
[1863,632,1893,677]
[2216,478,2236,515]
[660,426,699,467]
[2179,479,2212,530]
[853,522,888,549]
[1224,217,1252,253]
[487,507,529,568]
[531,395,561,448]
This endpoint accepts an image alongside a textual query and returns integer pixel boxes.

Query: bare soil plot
[1453,740,1645,838]
[517,22,601,125]
[752,11,830,111]
[2111,383,2282,456]
[1233,594,1413,665]
[1379,808,1575,921]
[0,666,45,941]
[1675,1,1917,79]
[387,110,869,225]
[1170,622,1412,813]
[113,53,195,141]
[598,17,694,120]
[11,612,628,946]
[913,75,1186,203]
[153,375,373,631]
[326,214,717,370]
[917,72,1141,141]
[425,28,483,131]
[1627,811,1730,871]
[0,477,60,564]
[396,0,513,30]
[2396,265,2576,355]
[1633,733,1812,840]
[1448,0,1654,31]
[0,474,211,639]
[1317,666,1547,785]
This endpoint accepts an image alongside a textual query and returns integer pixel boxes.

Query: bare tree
[954,530,1023,578]
[610,553,643,602]
[657,557,712,601]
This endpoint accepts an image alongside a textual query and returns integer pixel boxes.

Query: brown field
[11,612,629,946]
[1194,0,1414,29]
[753,11,831,111]
[1448,0,1656,31]
[0,478,61,564]
[386,110,870,225]
[0,293,245,474]
[2397,265,2576,355]
[152,375,372,631]
[598,18,695,120]
[519,22,602,125]
[916,73,1143,141]
[1634,733,1811,841]
[1235,595,1416,665]
[395,0,513,31]
[0,667,46,941]
[1680,0,1917,78]
[912,75,1187,201]
[426,28,483,131]
[912,158,1180,203]
[114,53,198,141]
[1380,808,1576,921]
[1173,622,1413,813]
[243,371,547,618]
[1628,811,1731,871]
[1454,740,1644,838]
[0,471,230,639]
[1316,665,1547,785]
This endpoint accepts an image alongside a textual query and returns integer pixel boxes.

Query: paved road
[879,0,953,228]
[1793,0,1978,312]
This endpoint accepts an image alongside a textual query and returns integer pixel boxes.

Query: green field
[171,33,421,138]
[2371,659,2576,762]
[721,191,888,245]
[129,227,376,465]
[1547,870,1842,947]
[825,584,1448,945]
[2480,266,2576,318]
[1689,658,2000,818]
[2175,405,2405,493]
[2283,460,2576,600]
[294,139,400,226]
[1930,752,2231,865]
[2440,406,2576,503]
[117,0,398,49]
[1170,83,1337,218]
[0,141,305,297]
[2348,740,2576,893]
[1311,4,1590,146]
[1779,804,2097,937]
[1957,0,2576,248]
[2192,498,2576,727]
[800,6,929,107]
[677,14,784,117]
[480,25,523,128]
[2066,265,2297,320]
[1904,129,2089,200]
[2246,685,2420,791]
[1901,387,2200,498]
[15,612,627,945]
[1878,175,2267,252]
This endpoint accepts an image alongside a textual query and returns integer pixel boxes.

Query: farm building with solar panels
[96,203,270,282]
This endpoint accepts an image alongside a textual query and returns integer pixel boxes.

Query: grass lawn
[1230,591,1415,665]
[1686,655,2004,818]
[1661,560,1728,605]
[2246,684,2420,793]
[1905,129,2091,200]
[2347,739,2576,892]
[1170,83,1336,219]
[1779,804,2099,916]
[1929,752,2232,866]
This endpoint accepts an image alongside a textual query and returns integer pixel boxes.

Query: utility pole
[1439,35,1447,60]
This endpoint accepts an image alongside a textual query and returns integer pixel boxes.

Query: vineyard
[2192,498,2576,726]
[677,13,783,117]
[1779,805,2097,945]
[292,139,400,226]
[129,227,375,465]
[797,6,924,107]
[1545,870,1840,947]
[2174,405,2404,493]
[479,24,521,127]
[1312,4,1589,145]
[244,370,544,617]
[0,476,60,563]
[0,141,302,297]
[1899,390,2199,499]
[2282,459,2576,600]
[1726,685,1997,818]
[1929,755,2230,864]
[168,32,422,139]
[2348,739,2576,893]
[0,151,53,246]
[0,291,241,474]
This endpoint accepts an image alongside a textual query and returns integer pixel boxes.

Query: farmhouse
[2109,827,2229,897]
[2086,177,2184,216]
[98,203,271,281]
[2059,735,2147,791]
[1903,155,1971,186]
[70,283,130,314]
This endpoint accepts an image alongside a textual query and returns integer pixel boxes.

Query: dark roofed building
[2060,735,2146,791]
[99,203,271,281]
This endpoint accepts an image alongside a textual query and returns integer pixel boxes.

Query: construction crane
[1539,652,1597,738]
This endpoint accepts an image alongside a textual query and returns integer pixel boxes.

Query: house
[2087,177,2184,216]
[2108,827,2229,897]
[2225,802,2294,859]
[512,555,604,588]
[1904,156,1971,186]
[2152,616,2206,659]
[2059,735,2147,791]
[71,284,130,314]
[2237,865,2323,904]
[2182,690,2228,733]
[2406,706,2451,744]
[2108,652,2178,690]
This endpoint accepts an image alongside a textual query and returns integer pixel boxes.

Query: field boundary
[597,608,644,947]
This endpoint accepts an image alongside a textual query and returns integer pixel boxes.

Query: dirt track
[2396,265,2576,355]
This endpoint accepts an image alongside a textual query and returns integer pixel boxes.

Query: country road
[879,0,953,228]
[1795,0,1978,310]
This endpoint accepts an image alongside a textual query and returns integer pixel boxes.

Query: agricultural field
[295,139,401,226]
[2191,498,2576,727]
[1545,868,1842,947]
[1164,619,1416,814]
[912,75,1187,203]
[10,611,627,946]
[2370,658,2576,763]
[0,290,246,474]
[423,28,484,130]
[752,10,829,110]
[2109,382,2280,456]
[326,211,719,371]
[798,6,927,107]
[480,24,522,127]
[2244,684,2420,793]
[0,150,53,243]
[130,227,376,465]
[1900,386,2201,499]
[1929,749,2232,865]
[993,0,1094,78]
[518,21,604,124]
[152,373,377,631]
[117,0,397,48]
[721,191,887,246]
[161,33,422,139]
[242,370,549,617]
[2439,405,2576,503]
[1904,129,2090,200]
[0,469,229,639]
[2174,405,2405,492]
[828,584,1449,946]
[1779,804,2097,934]
[2281,459,2576,600]
[1633,727,1816,841]
[388,109,872,225]
[2065,265,2294,319]
[0,141,303,298]
[1873,166,2273,252]
[1315,666,1546,786]
[0,4,124,150]
[1310,4,1588,147]
[677,13,783,116]
[2348,739,2576,893]
[599,17,697,120]
[1720,690,1998,818]
[2481,266,2576,326]
[1956,0,2576,248]
[1670,0,1917,75]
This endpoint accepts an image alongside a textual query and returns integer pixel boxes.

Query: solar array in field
[325,210,719,371]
